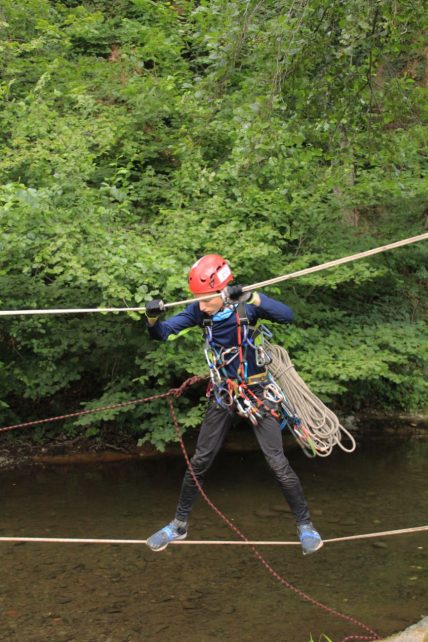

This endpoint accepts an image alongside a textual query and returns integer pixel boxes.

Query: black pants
[175,399,311,525]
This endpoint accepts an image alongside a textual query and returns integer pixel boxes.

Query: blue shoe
[146,520,188,552]
[298,522,323,555]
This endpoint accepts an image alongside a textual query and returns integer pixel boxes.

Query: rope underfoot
[0,526,426,545]
[0,376,421,640]
[167,397,381,642]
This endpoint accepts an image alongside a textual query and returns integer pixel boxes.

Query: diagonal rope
[3,381,424,640]
[0,375,207,434]
[167,397,381,642]
[0,232,426,316]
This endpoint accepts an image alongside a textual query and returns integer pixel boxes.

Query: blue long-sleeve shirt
[147,293,294,380]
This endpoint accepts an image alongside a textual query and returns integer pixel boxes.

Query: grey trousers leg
[175,403,233,522]
[251,411,311,524]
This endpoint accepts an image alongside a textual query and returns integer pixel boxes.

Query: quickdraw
[202,305,317,456]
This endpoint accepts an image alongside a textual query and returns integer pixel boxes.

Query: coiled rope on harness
[1,235,427,639]
[202,302,355,457]
[266,341,357,457]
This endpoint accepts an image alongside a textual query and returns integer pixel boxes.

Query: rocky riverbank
[378,616,428,641]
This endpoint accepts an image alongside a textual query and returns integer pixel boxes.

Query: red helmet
[188,254,233,294]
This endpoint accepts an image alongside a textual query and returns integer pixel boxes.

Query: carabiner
[263,383,284,404]
[256,346,272,367]
[214,383,233,408]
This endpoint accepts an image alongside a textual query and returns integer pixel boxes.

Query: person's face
[198,293,224,315]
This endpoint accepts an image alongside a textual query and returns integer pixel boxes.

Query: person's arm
[249,292,294,324]
[146,301,201,341]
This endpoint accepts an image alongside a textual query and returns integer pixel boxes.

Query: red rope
[0,375,207,434]
[167,396,380,642]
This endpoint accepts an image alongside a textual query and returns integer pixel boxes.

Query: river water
[0,432,427,642]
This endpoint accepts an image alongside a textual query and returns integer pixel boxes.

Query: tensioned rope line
[1,376,383,641]
[0,232,426,316]
[1,372,419,640]
[0,526,426,546]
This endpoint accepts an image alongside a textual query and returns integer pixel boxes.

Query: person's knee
[190,453,211,474]
[266,452,294,478]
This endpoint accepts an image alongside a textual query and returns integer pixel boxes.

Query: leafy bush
[0,0,426,448]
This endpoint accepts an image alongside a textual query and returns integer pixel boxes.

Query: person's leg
[252,410,323,554]
[147,403,233,551]
[252,412,311,523]
[175,402,234,522]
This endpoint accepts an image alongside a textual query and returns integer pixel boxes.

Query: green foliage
[0,0,426,448]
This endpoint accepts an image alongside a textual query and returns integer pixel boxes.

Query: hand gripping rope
[1,234,427,640]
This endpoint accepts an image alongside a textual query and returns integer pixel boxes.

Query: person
[145,254,323,555]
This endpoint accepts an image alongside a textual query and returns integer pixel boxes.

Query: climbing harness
[1,234,427,641]
[202,304,280,427]
[1,234,423,449]
[202,301,353,457]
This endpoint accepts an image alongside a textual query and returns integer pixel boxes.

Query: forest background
[0,0,426,450]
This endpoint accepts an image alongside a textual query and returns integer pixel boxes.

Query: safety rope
[0,236,425,639]
[0,375,382,640]
[0,232,426,316]
[167,398,381,642]
[1,226,426,640]
[266,342,357,457]
[0,375,207,434]
[1,526,426,546]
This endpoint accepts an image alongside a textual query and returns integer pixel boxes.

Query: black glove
[221,284,254,304]
[145,299,165,319]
